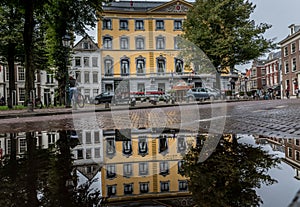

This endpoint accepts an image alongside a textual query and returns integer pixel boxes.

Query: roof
[103,1,165,12]
[102,0,193,13]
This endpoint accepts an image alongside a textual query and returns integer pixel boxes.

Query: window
[106,164,116,179]
[83,42,90,49]
[47,133,56,144]
[175,58,183,73]
[106,138,116,156]
[19,139,26,153]
[135,20,144,30]
[19,88,25,102]
[288,148,293,157]
[85,131,91,144]
[75,71,81,83]
[120,58,130,76]
[179,180,188,191]
[174,20,182,30]
[178,160,184,174]
[123,163,133,177]
[139,162,148,176]
[84,72,89,83]
[291,43,296,53]
[177,136,186,153]
[75,57,81,66]
[140,182,149,193]
[156,20,164,30]
[136,37,145,50]
[285,61,289,73]
[103,19,112,30]
[137,83,145,92]
[120,37,129,49]
[284,47,288,57]
[107,185,116,196]
[46,73,54,84]
[103,36,112,49]
[92,57,98,67]
[296,139,300,146]
[123,140,132,156]
[120,19,128,30]
[124,183,133,195]
[157,58,166,74]
[159,161,169,176]
[93,72,98,83]
[156,36,165,49]
[296,151,300,161]
[94,131,100,143]
[77,149,83,159]
[159,135,168,153]
[18,67,25,81]
[136,57,145,74]
[84,57,89,67]
[104,58,113,76]
[94,148,100,158]
[138,137,148,155]
[160,181,169,192]
[174,36,180,49]
[86,148,92,159]
[292,58,297,71]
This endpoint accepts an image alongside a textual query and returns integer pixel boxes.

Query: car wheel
[210,95,215,101]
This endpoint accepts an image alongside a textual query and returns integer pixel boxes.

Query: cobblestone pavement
[0,99,300,138]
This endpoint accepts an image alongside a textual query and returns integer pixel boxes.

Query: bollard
[27,102,33,112]
[105,102,110,108]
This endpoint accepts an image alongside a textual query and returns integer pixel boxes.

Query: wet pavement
[0,99,300,138]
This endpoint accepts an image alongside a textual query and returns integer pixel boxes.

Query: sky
[78,0,300,71]
[236,0,300,71]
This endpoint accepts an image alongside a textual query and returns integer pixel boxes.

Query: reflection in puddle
[0,130,299,206]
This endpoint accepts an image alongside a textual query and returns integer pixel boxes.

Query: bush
[239,91,245,96]
[225,90,232,96]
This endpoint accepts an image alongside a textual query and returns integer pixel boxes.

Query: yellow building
[98,0,212,94]
[101,128,196,205]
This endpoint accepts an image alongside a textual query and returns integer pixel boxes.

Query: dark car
[94,92,114,104]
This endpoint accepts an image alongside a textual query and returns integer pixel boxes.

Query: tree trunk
[8,44,16,109]
[23,0,35,108]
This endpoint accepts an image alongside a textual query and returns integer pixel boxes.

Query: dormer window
[83,42,90,49]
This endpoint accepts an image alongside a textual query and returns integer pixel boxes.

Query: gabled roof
[73,34,99,51]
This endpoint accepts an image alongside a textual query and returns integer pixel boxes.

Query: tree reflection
[182,134,280,207]
[0,130,101,207]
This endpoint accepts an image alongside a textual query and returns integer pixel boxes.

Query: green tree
[45,0,105,106]
[0,1,24,108]
[183,0,274,74]
[182,135,280,207]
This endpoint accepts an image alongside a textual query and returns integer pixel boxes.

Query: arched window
[103,36,112,49]
[157,55,166,74]
[136,56,145,75]
[175,58,183,73]
[104,57,114,76]
[120,57,130,76]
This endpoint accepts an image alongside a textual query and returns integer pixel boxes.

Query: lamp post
[62,34,71,108]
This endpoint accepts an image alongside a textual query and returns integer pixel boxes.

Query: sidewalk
[0,98,247,120]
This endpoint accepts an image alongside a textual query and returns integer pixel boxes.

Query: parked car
[205,87,223,100]
[94,92,114,104]
[186,87,210,101]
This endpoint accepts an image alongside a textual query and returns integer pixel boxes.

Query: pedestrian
[0,96,5,106]
[69,76,78,106]
[285,87,290,99]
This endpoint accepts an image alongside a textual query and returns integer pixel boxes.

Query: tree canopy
[183,0,274,73]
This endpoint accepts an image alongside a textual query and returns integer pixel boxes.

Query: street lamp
[62,34,71,108]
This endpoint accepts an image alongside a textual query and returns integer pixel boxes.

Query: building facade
[98,0,216,95]
[71,35,102,102]
[279,24,300,97]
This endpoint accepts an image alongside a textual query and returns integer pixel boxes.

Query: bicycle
[71,90,85,108]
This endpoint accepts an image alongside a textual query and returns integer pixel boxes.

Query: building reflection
[101,128,195,206]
